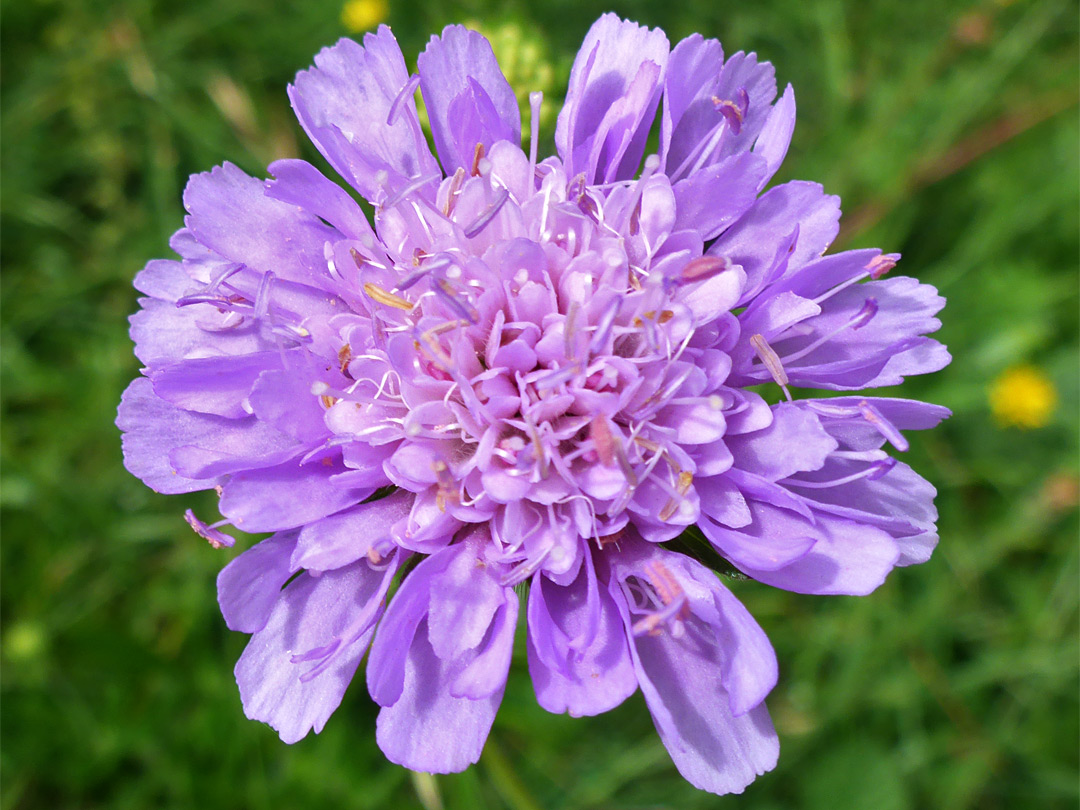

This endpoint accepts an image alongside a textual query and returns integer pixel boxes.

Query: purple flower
[117,14,949,794]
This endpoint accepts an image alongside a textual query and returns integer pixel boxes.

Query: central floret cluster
[118,14,950,796]
[331,142,749,587]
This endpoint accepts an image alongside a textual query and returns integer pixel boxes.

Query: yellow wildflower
[341,0,387,34]
[988,365,1058,429]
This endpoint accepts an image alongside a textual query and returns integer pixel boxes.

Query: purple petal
[527,558,638,717]
[698,498,816,571]
[736,507,901,595]
[711,181,841,303]
[289,29,440,203]
[672,152,768,241]
[246,368,330,446]
[427,534,507,661]
[751,84,796,186]
[219,456,370,533]
[217,531,299,633]
[150,351,283,419]
[366,550,447,707]
[556,13,669,182]
[726,403,837,481]
[449,591,518,700]
[117,378,296,494]
[266,159,379,242]
[292,490,413,571]
[418,26,520,174]
[183,163,338,290]
[609,560,778,795]
[235,559,394,743]
[375,618,504,773]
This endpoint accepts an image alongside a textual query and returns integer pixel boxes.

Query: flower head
[118,14,950,794]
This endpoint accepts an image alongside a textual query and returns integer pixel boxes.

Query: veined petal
[235,558,397,743]
[375,619,504,773]
[418,26,520,174]
[289,29,439,204]
[556,13,669,182]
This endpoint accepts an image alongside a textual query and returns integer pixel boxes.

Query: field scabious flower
[118,14,950,794]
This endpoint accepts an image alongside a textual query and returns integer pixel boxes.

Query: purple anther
[668,255,732,289]
[866,456,898,481]
[184,509,234,548]
[434,279,479,324]
[858,400,910,452]
[463,187,510,238]
[589,297,622,354]
[851,297,879,330]
[386,73,421,126]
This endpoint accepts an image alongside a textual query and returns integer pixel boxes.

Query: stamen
[786,457,898,489]
[433,278,479,323]
[183,509,234,548]
[590,416,617,467]
[749,333,793,401]
[658,471,694,521]
[858,401,909,451]
[386,73,421,126]
[462,187,510,238]
[381,170,442,210]
[528,91,542,180]
[867,252,899,279]
[363,283,414,311]
[631,560,690,637]
[433,460,459,512]
[470,142,486,177]
[666,255,732,290]
[851,298,879,330]
[711,87,749,135]
[443,167,466,216]
[589,297,621,353]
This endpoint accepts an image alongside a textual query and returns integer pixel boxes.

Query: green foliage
[2,0,1077,808]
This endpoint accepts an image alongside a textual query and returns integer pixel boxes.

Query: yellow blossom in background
[341,0,387,34]
[988,365,1058,429]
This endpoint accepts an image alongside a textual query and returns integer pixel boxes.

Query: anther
[666,255,732,290]
[462,187,510,238]
[363,283,414,311]
[470,142,486,177]
[659,471,694,521]
[338,344,353,374]
[443,167,466,216]
[749,333,793,401]
[381,171,442,210]
[184,509,234,548]
[858,400,909,452]
[867,253,899,279]
[432,460,459,512]
[590,416,617,467]
[387,73,421,126]
[711,87,749,135]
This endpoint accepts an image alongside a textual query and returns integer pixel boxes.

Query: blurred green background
[2,0,1078,807]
